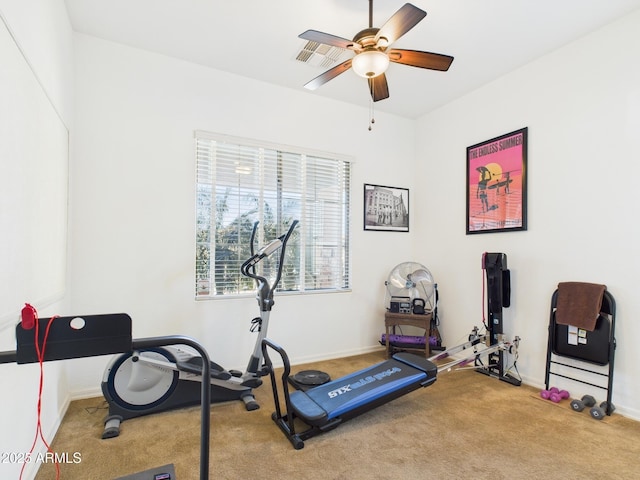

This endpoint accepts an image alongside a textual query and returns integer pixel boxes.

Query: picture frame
[466,127,528,234]
[364,184,409,232]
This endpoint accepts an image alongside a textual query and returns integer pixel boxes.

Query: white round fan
[385,262,436,313]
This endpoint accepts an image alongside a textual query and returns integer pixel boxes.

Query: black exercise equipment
[101,220,298,438]
[426,253,521,383]
[479,252,521,386]
[288,369,331,391]
[261,338,437,449]
[0,313,211,480]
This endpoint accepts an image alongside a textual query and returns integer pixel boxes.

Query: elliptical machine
[101,220,298,439]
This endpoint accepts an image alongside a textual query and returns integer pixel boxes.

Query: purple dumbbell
[549,390,570,403]
[540,387,560,400]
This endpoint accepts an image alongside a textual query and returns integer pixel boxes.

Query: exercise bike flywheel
[104,348,179,411]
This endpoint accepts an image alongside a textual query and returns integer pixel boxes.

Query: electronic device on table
[384,262,442,349]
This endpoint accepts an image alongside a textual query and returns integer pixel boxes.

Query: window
[195,131,351,297]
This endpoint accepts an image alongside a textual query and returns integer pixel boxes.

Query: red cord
[19,306,60,480]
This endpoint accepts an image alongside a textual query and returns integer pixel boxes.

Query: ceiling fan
[299,1,454,102]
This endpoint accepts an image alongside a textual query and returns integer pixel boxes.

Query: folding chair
[544,283,616,417]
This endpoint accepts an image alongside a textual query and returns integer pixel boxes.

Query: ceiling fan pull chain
[368,98,376,131]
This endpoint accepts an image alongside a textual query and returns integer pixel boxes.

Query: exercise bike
[100,220,298,439]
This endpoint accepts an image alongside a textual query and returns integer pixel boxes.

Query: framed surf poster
[466,127,528,234]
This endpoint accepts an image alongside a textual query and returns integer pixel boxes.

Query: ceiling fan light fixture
[352,50,389,78]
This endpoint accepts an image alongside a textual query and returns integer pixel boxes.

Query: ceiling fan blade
[375,3,426,46]
[299,30,355,50]
[304,59,353,91]
[368,74,389,102]
[388,49,454,71]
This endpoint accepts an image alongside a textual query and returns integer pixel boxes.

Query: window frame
[194,130,353,299]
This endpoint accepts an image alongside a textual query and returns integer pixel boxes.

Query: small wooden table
[384,311,432,358]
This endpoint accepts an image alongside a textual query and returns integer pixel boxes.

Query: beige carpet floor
[34,350,640,480]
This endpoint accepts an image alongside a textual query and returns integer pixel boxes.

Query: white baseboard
[69,386,103,401]
[287,345,385,368]
[492,373,640,422]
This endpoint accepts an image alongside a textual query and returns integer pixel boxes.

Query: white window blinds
[195,131,351,297]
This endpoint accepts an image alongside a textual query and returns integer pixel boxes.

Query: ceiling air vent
[295,41,350,69]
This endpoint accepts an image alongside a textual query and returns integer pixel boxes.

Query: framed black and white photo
[364,184,409,232]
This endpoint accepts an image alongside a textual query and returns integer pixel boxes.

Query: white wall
[3,7,640,478]
[69,34,417,390]
[0,1,73,479]
[414,10,640,418]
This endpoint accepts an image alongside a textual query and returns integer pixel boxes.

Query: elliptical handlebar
[271,219,298,291]
[244,221,263,280]
[241,220,299,311]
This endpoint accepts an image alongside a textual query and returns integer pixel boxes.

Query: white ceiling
[64,0,640,119]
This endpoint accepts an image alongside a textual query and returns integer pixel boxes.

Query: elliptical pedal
[177,357,232,380]
[241,378,263,388]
